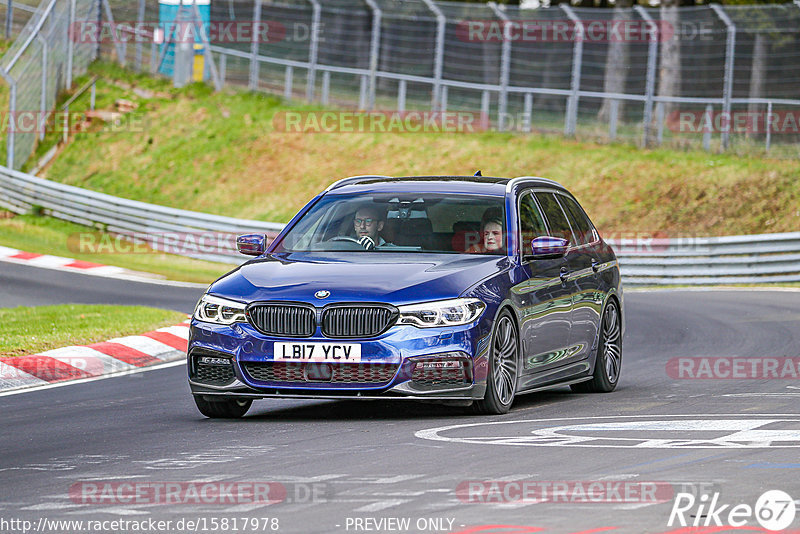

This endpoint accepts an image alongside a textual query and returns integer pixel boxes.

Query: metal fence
[95,0,800,156]
[0,0,98,170]
[2,1,799,170]
[0,1,42,40]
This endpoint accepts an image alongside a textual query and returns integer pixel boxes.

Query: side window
[557,194,597,246]
[535,192,576,245]
[518,192,548,255]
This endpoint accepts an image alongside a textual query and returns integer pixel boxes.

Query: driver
[353,205,387,250]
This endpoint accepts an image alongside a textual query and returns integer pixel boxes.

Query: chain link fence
[0,1,43,40]
[108,0,796,156]
[2,0,799,171]
[0,0,98,170]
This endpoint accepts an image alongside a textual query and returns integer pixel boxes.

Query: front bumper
[187,319,491,401]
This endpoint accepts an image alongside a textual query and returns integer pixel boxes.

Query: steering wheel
[329,236,361,244]
[329,235,375,250]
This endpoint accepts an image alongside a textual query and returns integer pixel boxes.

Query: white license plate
[273,342,362,362]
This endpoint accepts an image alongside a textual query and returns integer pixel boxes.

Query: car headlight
[194,294,247,325]
[397,298,485,328]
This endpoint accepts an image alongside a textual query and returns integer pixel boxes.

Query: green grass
[29,61,799,238]
[0,210,233,284]
[0,304,187,357]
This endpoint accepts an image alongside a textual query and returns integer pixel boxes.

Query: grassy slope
[21,62,800,236]
[0,304,186,357]
[0,211,232,284]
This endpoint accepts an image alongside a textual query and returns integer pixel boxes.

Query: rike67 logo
[668,489,796,531]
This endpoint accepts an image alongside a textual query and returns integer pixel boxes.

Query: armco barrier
[1,165,798,285]
[610,233,800,285]
[0,165,283,264]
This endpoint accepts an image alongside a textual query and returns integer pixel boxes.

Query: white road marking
[20,503,86,511]
[723,393,800,397]
[353,499,409,512]
[416,414,800,449]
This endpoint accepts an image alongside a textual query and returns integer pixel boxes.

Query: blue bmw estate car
[189,175,623,418]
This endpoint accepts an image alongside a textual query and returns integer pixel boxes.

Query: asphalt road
[2,264,800,533]
[0,262,204,312]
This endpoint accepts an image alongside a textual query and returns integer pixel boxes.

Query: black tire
[571,298,622,393]
[474,310,519,415]
[193,396,252,418]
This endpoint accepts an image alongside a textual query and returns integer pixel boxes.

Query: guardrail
[0,165,283,264]
[609,234,800,285]
[1,165,798,284]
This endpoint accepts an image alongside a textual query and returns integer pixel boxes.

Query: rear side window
[535,192,576,244]
[557,194,597,246]
[518,192,548,255]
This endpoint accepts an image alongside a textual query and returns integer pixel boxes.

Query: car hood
[208,252,509,305]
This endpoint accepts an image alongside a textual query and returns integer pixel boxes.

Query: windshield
[273,193,506,255]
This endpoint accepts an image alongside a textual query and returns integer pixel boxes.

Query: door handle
[591,259,600,273]
[559,266,569,283]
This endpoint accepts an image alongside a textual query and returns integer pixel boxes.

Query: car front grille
[242,362,399,385]
[321,305,397,338]
[247,303,316,337]
[246,303,398,338]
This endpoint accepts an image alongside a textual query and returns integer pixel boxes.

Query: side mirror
[527,236,569,259]
[236,234,266,256]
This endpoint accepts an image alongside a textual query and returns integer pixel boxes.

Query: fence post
[135,0,145,71]
[38,35,48,142]
[488,3,511,132]
[101,0,126,66]
[249,0,262,91]
[397,79,406,112]
[306,0,321,102]
[285,66,294,100]
[359,75,367,108]
[609,99,618,140]
[363,0,381,110]
[561,4,583,137]
[765,100,772,152]
[710,4,735,151]
[421,0,445,112]
[321,70,330,105]
[703,104,712,151]
[634,5,658,147]
[5,0,12,38]
[656,101,665,145]
[523,92,532,132]
[66,0,76,87]
[0,67,16,169]
[150,39,157,73]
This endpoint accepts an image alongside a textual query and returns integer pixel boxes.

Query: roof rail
[325,175,393,192]
[507,176,566,192]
